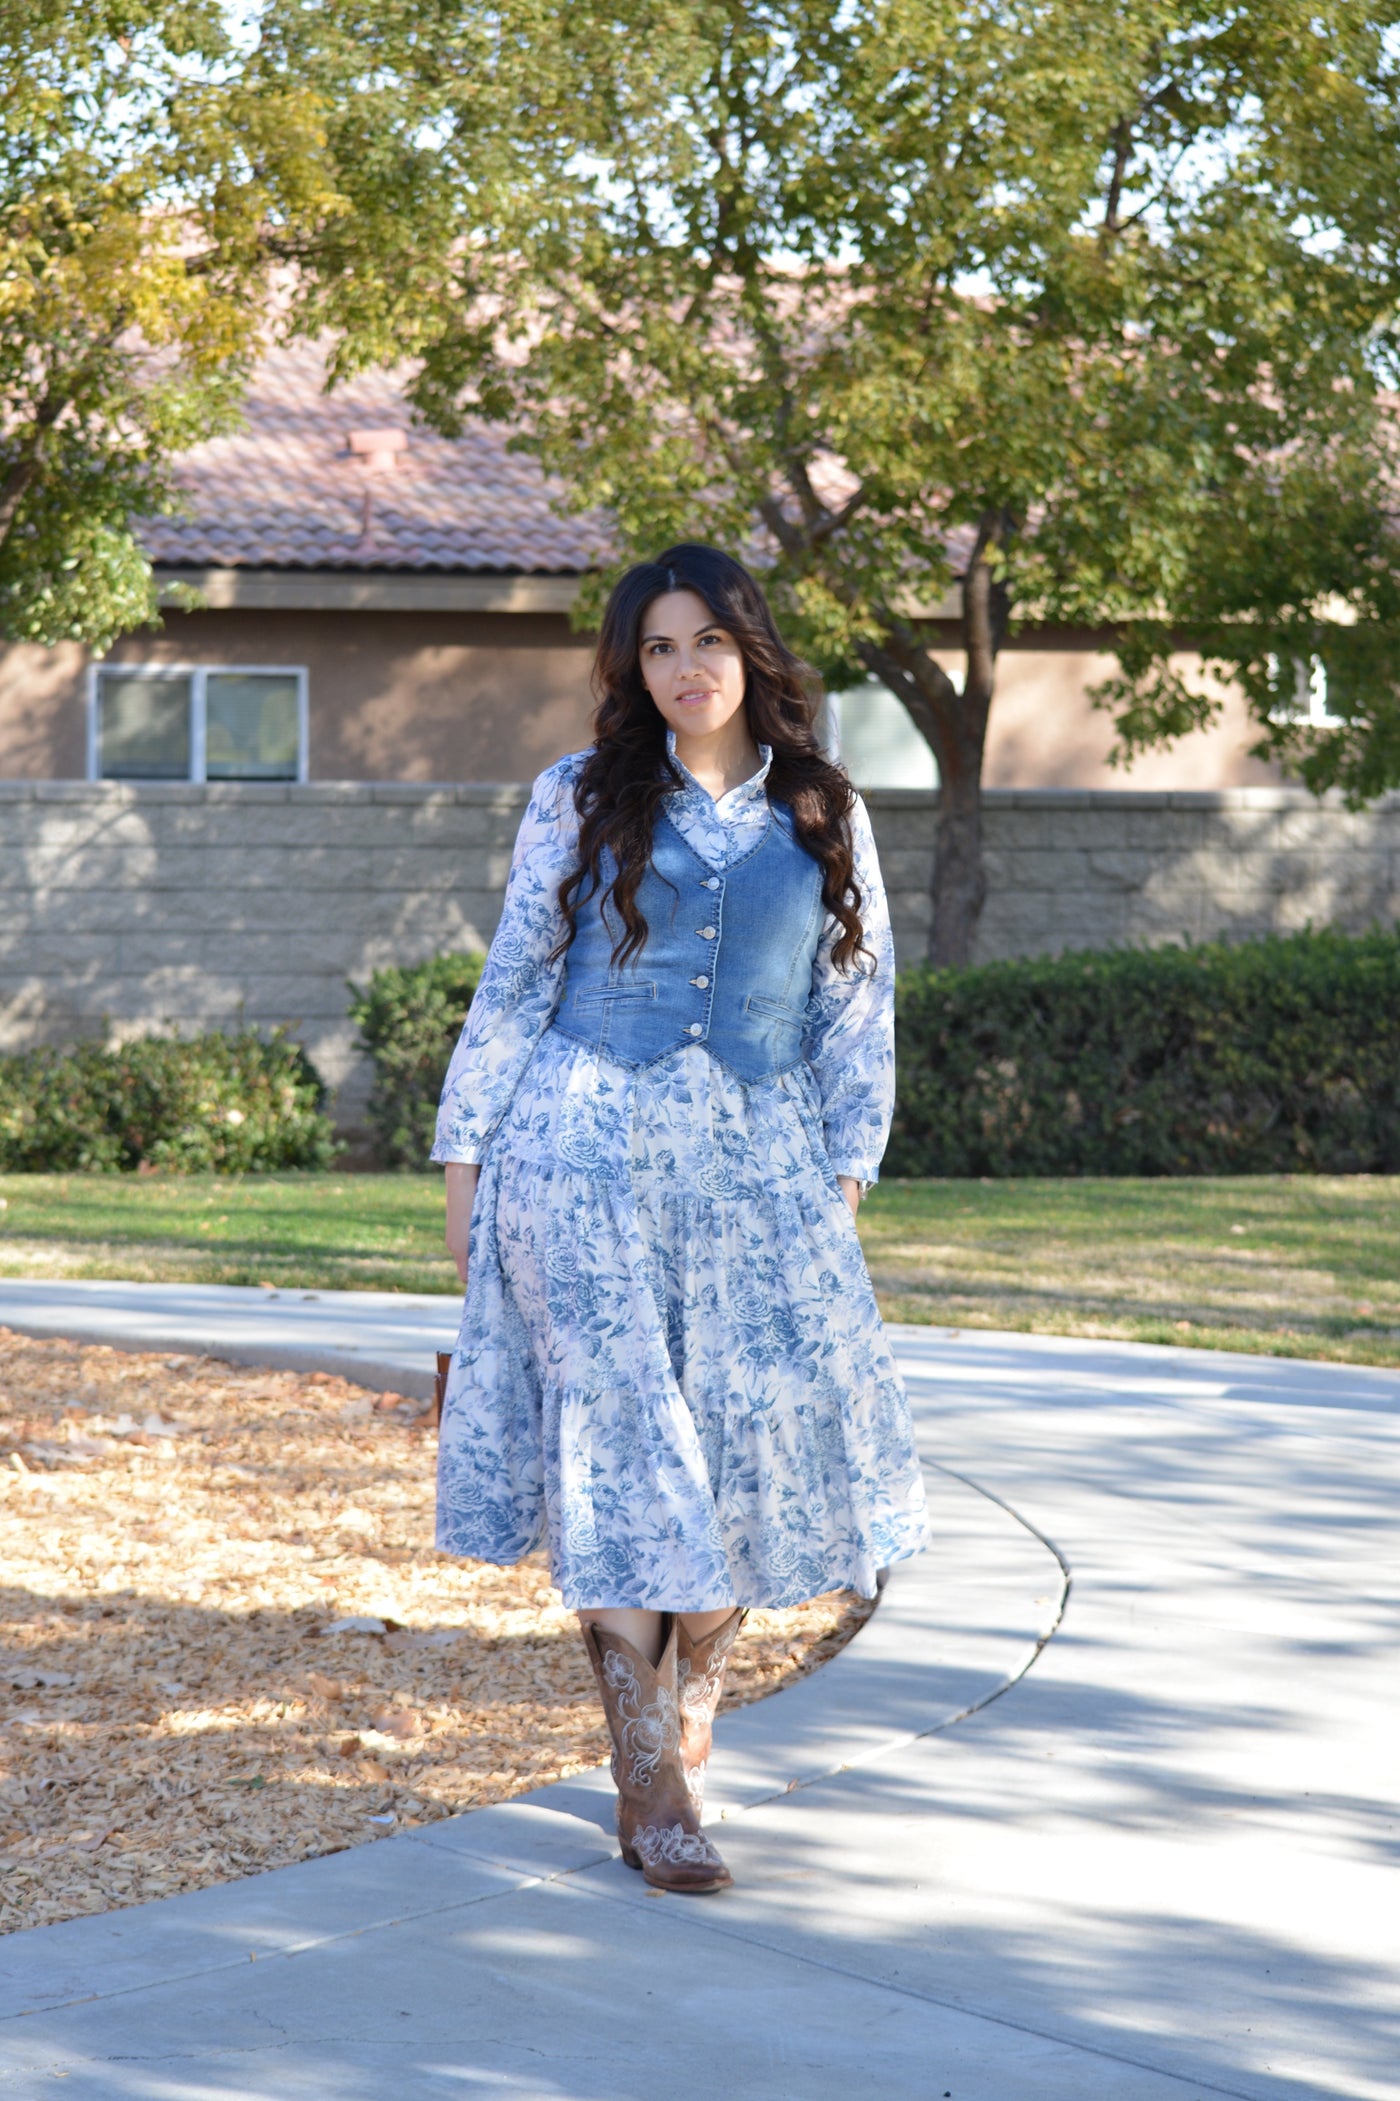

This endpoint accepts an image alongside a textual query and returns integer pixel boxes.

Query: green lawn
[2,1171,1398,1369]
[862,1175,1400,1368]
[0,1173,454,1294]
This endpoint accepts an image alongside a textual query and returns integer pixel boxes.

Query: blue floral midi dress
[432,735,930,1610]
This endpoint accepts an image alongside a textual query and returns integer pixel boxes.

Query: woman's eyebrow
[641,622,726,644]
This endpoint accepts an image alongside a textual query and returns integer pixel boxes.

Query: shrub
[0,1029,337,1173]
[348,951,485,1169]
[889,928,1400,1178]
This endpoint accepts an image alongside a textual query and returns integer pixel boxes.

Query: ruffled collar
[665,727,773,820]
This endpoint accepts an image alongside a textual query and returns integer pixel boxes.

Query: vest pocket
[572,981,659,1006]
[570,980,658,1059]
[744,992,808,1027]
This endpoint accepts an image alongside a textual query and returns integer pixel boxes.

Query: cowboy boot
[581,1617,733,1894]
[676,1608,746,1815]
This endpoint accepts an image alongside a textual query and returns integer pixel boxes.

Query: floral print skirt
[435,1032,930,1609]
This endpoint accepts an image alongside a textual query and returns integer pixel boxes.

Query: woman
[432,543,929,1894]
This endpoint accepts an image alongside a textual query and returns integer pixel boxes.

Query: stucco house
[0,342,1287,797]
[2,346,1390,1138]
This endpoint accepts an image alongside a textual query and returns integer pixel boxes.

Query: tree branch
[761,477,959,760]
[0,452,42,547]
[760,439,866,554]
[756,491,805,560]
[856,631,958,759]
[962,507,1014,709]
[1103,116,1133,237]
[0,386,73,547]
[808,485,866,545]
[783,444,830,535]
[1101,49,1176,245]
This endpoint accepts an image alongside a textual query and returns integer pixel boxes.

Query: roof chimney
[348,428,409,474]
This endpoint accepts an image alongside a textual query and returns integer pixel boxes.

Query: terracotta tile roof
[142,342,612,574]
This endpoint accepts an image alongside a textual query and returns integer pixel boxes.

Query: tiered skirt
[435,1031,929,1608]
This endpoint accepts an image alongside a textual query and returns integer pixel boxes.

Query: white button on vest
[687,1022,703,1037]
[692,974,709,988]
[703,876,721,890]
[698,925,716,939]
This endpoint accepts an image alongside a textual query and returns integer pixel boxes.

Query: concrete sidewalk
[0,1277,458,1398]
[1,1282,1397,2098]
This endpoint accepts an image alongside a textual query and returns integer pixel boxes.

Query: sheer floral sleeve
[430,756,583,1165]
[803,794,897,1187]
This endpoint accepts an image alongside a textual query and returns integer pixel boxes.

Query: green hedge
[344,927,1400,1180]
[0,1029,336,1173]
[348,951,485,1169]
[888,927,1400,1177]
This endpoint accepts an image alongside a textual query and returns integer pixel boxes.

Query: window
[1267,654,1343,729]
[827,679,939,789]
[205,673,302,779]
[90,666,307,782]
[92,672,193,779]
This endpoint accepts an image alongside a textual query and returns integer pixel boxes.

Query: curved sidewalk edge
[0,1276,455,1400]
[0,1278,1063,2024]
[527,1459,1066,1836]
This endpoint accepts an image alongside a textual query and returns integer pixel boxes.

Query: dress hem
[432,1528,929,1613]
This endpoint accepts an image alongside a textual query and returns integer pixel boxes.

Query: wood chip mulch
[0,1327,875,1935]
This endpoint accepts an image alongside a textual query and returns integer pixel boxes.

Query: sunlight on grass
[2,1171,1399,1369]
[860,1175,1400,1368]
[0,1175,459,1295]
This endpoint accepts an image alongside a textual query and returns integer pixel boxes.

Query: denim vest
[552,803,825,1080]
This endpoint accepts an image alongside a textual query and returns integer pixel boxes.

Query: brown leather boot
[581,1617,732,1894]
[676,1608,746,1815]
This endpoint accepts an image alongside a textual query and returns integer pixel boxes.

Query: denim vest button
[703,877,721,890]
[698,925,716,939]
[686,1022,703,1037]
[692,974,709,988]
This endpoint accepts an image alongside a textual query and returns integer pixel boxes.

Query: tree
[1,0,601,652]
[328,0,1400,962]
[0,1,340,651]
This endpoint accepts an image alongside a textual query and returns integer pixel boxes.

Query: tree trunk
[770,488,1008,967]
[929,730,987,967]
[855,517,1007,967]
[929,522,1005,965]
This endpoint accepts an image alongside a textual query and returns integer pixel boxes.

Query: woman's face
[637,589,748,744]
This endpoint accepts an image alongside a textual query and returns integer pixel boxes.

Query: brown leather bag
[432,1351,451,1428]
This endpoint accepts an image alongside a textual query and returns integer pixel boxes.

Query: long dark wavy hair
[553,543,871,975]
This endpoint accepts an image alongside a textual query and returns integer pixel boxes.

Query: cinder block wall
[4,780,1398,1133]
[870,786,1400,960]
[0,782,526,1129]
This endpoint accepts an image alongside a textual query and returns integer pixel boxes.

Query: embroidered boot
[581,1617,733,1894]
[676,1608,746,1815]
